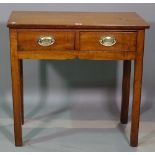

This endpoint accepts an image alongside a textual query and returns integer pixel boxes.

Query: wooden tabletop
[7,11,150,29]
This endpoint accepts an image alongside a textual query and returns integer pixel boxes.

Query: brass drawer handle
[99,36,116,47]
[38,36,55,46]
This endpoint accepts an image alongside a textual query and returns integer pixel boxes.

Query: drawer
[79,32,137,51]
[17,31,75,51]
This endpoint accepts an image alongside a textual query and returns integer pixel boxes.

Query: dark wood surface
[17,29,137,52]
[8,11,149,147]
[10,29,23,146]
[130,30,145,147]
[79,31,136,51]
[121,60,131,124]
[7,11,150,29]
[18,30,75,51]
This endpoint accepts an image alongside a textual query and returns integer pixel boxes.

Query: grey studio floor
[0,87,155,152]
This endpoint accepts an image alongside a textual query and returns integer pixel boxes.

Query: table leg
[130,30,144,147]
[11,57,23,146]
[130,58,143,147]
[120,60,131,124]
[20,60,24,125]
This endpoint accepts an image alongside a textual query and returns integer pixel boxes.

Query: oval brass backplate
[99,36,116,47]
[38,36,55,46]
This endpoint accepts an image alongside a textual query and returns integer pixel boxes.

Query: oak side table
[7,11,149,147]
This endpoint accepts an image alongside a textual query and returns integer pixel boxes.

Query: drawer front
[17,31,75,51]
[79,32,137,51]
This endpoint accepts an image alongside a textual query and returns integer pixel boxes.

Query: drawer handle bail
[38,36,55,46]
[99,36,116,46]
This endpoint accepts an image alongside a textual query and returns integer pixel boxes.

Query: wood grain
[120,60,131,124]
[7,11,150,29]
[78,51,135,60]
[17,51,136,60]
[10,29,23,146]
[18,51,77,60]
[8,12,149,147]
[79,31,137,51]
[19,60,24,125]
[130,30,145,147]
[17,31,75,51]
